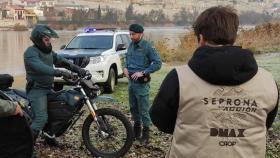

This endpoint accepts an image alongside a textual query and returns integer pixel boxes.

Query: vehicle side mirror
[116,44,126,51]
[60,45,66,50]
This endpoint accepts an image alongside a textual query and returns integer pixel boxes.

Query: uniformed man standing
[24,25,86,146]
[124,24,161,144]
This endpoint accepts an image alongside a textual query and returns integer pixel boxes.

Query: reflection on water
[0,31,78,75]
[0,27,187,75]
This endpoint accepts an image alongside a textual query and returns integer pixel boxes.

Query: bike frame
[52,83,114,138]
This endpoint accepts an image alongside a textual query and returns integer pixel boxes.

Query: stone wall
[0,19,26,27]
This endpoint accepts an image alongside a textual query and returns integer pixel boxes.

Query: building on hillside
[54,3,88,20]
[39,0,55,8]
[0,8,9,20]
[63,7,75,20]
[21,0,41,7]
[6,5,25,20]
[25,9,37,26]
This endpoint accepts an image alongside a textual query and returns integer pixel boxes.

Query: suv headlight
[90,56,106,64]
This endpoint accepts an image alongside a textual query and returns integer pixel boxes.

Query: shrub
[13,23,28,31]
[155,21,280,62]
[154,31,197,62]
[236,22,280,53]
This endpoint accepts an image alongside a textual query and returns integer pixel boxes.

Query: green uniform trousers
[27,88,51,132]
[128,80,151,127]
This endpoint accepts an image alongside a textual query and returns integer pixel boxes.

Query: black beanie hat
[129,24,144,33]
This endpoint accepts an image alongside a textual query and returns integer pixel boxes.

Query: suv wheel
[104,68,116,93]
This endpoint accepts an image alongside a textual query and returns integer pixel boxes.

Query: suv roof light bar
[84,27,125,33]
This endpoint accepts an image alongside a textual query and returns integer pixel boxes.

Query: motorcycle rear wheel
[82,108,133,157]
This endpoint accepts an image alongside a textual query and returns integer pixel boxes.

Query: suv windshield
[66,35,113,49]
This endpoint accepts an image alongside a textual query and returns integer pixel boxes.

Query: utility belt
[26,81,52,94]
[129,73,151,84]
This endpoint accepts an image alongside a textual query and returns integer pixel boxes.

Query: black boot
[133,122,141,140]
[32,129,39,145]
[31,129,39,158]
[44,136,59,147]
[140,126,149,145]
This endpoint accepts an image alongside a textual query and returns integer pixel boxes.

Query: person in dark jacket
[24,25,86,147]
[124,24,161,144]
[150,6,279,158]
[0,99,33,158]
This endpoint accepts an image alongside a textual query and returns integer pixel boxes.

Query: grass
[256,54,280,158]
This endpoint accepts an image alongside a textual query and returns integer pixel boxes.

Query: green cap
[129,24,144,33]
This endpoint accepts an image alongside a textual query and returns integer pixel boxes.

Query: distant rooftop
[8,5,24,10]
[24,0,41,3]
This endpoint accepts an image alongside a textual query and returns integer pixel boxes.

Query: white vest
[165,65,278,158]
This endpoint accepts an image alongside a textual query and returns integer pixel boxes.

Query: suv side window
[115,35,123,50]
[121,34,131,48]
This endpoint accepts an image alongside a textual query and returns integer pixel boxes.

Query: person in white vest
[150,6,279,158]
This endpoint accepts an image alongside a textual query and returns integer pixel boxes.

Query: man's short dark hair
[192,6,239,45]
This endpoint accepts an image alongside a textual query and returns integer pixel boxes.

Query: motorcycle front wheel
[82,108,133,157]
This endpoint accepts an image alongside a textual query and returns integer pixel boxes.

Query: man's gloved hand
[77,68,87,77]
[54,69,72,78]
[71,65,87,77]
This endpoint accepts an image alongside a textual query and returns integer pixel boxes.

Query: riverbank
[237,21,280,53]
[154,21,280,62]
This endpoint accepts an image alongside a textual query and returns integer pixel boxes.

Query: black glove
[78,68,87,77]
[54,69,72,78]
[71,64,87,77]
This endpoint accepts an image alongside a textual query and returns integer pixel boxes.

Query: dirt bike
[0,72,134,158]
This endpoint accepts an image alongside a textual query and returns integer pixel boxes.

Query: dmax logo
[210,128,245,137]
[219,141,236,146]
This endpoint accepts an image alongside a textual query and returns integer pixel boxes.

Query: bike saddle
[13,89,27,99]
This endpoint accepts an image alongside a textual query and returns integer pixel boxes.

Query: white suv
[54,28,131,93]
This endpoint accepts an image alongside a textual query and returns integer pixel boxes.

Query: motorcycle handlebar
[62,71,92,85]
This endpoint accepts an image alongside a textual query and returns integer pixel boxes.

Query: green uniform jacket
[0,99,17,117]
[24,45,74,89]
[125,39,161,74]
